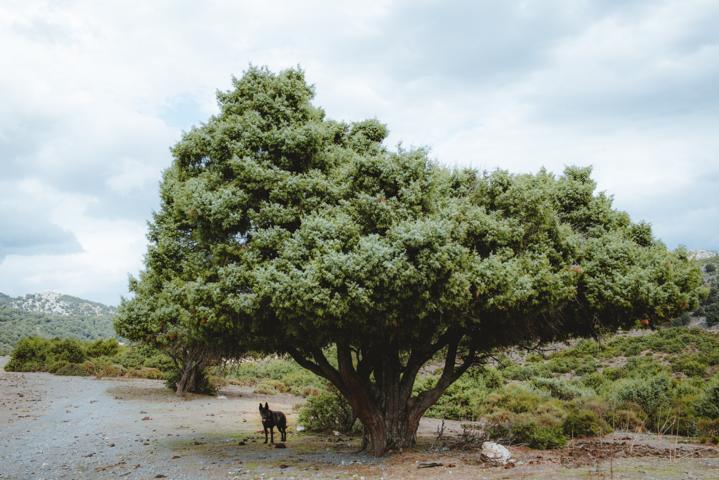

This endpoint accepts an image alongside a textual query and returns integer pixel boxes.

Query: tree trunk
[360,406,423,456]
[175,360,203,396]
[285,334,477,456]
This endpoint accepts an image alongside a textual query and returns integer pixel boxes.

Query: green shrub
[620,356,668,378]
[698,418,719,443]
[509,415,567,449]
[532,378,592,400]
[614,374,673,425]
[502,362,552,381]
[604,402,647,432]
[485,409,569,448]
[581,372,609,391]
[49,338,86,363]
[705,264,717,273]
[83,358,126,378]
[298,387,359,434]
[254,379,290,395]
[53,361,89,376]
[481,384,550,415]
[226,356,324,397]
[695,378,719,419]
[127,367,165,380]
[6,337,50,370]
[420,373,489,420]
[86,339,120,357]
[670,312,692,327]
[563,409,610,437]
[671,355,707,377]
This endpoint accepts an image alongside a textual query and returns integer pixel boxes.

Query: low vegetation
[221,355,326,397]
[5,336,173,380]
[422,327,719,447]
[696,260,719,327]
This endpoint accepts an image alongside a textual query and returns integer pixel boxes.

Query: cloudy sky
[1,0,718,305]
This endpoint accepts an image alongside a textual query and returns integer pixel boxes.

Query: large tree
[134,67,705,454]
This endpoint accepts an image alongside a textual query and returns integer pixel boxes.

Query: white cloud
[1,0,717,304]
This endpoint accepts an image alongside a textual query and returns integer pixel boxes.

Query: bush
[481,384,550,415]
[614,374,672,425]
[127,367,165,380]
[5,337,50,370]
[695,378,719,419]
[53,362,88,376]
[671,355,707,377]
[670,312,692,327]
[86,339,120,357]
[497,414,567,449]
[698,418,719,444]
[83,358,126,378]
[420,373,489,420]
[49,338,86,364]
[298,387,359,434]
[705,263,716,273]
[226,356,324,397]
[563,409,610,437]
[254,379,290,395]
[532,378,592,401]
[519,423,567,449]
[604,402,647,432]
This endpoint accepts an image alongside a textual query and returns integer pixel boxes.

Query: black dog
[259,402,287,443]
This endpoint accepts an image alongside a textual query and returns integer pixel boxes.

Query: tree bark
[175,353,206,396]
[285,333,478,456]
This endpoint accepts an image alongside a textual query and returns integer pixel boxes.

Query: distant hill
[0,292,117,355]
[690,249,718,261]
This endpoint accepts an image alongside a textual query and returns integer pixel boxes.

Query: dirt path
[2,357,719,479]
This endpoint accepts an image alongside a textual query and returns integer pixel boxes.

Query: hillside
[0,292,117,355]
[695,254,719,328]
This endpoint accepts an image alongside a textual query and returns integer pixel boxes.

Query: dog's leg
[282,427,287,442]
[263,427,268,444]
[270,426,274,444]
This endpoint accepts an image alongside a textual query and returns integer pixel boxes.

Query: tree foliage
[124,66,705,453]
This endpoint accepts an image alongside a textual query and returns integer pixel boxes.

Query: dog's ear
[264,402,269,409]
[259,403,263,411]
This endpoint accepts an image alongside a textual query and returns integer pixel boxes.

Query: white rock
[296,425,306,432]
[480,441,512,465]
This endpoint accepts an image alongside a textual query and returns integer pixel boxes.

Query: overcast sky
[1,0,718,305]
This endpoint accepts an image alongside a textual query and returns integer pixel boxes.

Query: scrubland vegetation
[5,326,719,449]
[423,327,719,447]
[5,336,172,380]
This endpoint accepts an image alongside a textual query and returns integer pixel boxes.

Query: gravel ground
[2,356,719,480]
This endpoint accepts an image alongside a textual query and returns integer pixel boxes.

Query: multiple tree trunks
[174,353,209,396]
[287,334,477,456]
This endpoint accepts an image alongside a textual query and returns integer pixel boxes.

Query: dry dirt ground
[2,356,719,480]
